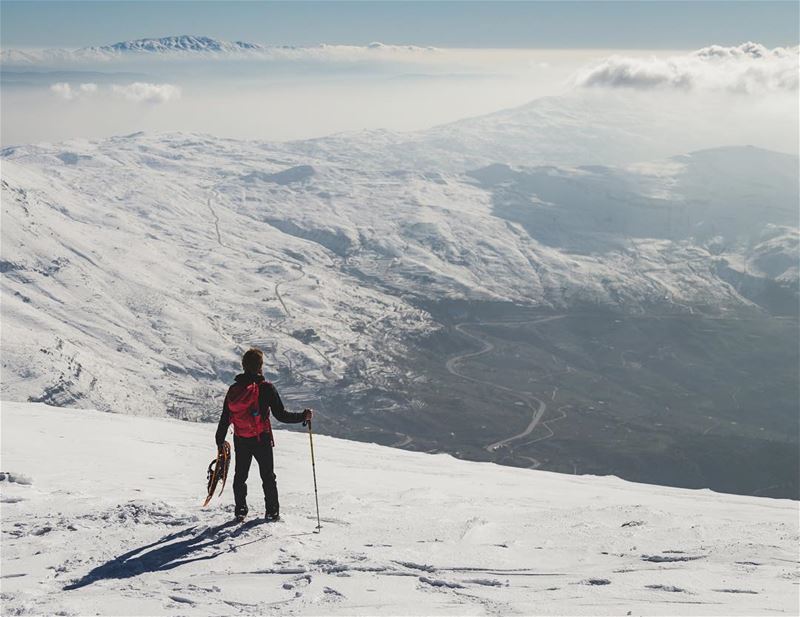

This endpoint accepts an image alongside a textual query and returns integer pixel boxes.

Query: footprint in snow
[464,578,505,587]
[641,554,704,563]
[646,584,688,593]
[0,472,33,485]
[311,516,350,526]
[32,526,53,536]
[310,558,349,573]
[459,516,488,540]
[323,586,345,598]
[419,576,464,589]
[393,560,436,573]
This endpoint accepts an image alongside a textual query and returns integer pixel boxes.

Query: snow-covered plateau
[1,401,797,616]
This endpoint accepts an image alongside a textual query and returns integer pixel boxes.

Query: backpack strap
[258,381,275,447]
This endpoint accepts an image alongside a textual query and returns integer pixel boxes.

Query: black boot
[265,510,280,522]
[235,504,248,521]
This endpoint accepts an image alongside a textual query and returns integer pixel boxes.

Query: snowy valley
[1,94,798,498]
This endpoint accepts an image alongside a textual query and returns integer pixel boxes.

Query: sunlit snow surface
[0,402,797,615]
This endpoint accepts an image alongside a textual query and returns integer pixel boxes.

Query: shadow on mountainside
[63,519,268,590]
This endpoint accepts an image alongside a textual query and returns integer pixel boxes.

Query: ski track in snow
[2,402,798,616]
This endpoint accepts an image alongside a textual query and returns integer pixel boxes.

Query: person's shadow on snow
[63,518,267,590]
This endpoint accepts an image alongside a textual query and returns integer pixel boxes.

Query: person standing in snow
[215,348,312,521]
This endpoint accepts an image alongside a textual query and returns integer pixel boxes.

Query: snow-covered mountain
[1,89,797,500]
[292,90,798,170]
[1,120,797,421]
[0,35,436,66]
[94,35,264,54]
[1,401,797,615]
[0,36,263,65]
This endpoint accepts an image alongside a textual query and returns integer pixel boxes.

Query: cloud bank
[49,82,98,100]
[50,81,181,104]
[111,82,181,104]
[576,43,799,93]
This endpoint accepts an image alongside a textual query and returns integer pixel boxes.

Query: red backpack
[226,381,274,445]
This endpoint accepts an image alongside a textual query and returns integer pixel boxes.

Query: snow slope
[1,401,797,615]
[290,91,800,170]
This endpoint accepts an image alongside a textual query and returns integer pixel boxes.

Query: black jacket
[215,373,305,446]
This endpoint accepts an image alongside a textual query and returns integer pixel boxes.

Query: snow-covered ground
[1,401,797,615]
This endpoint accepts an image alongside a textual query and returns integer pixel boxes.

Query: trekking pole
[304,416,322,532]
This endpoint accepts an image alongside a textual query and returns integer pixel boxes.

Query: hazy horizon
[2,39,798,158]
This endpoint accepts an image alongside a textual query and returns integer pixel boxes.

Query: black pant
[233,433,279,514]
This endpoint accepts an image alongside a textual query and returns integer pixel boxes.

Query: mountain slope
[1,133,797,468]
[1,136,794,407]
[291,92,799,170]
[1,401,797,615]
[1,86,797,496]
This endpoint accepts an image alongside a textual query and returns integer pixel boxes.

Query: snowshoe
[202,441,231,507]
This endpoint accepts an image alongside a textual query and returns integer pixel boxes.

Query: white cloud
[49,81,178,104]
[50,82,74,100]
[111,82,181,104]
[575,43,799,94]
[693,41,794,60]
[50,82,99,100]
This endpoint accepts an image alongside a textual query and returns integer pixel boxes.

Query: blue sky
[2,1,798,49]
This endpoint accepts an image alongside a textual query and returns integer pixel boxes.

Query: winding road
[484,397,547,453]
[205,186,334,380]
[274,265,304,320]
[445,316,565,464]
[205,191,229,250]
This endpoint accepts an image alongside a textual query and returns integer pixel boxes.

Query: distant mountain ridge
[85,35,264,55]
[0,35,436,66]
[0,35,265,65]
